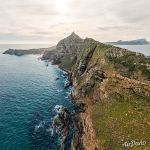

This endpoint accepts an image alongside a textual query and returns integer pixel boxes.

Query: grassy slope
[92,88,150,150]
[107,48,150,80]
[89,45,150,150]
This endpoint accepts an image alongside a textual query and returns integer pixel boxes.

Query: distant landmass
[107,38,150,45]
[3,46,56,56]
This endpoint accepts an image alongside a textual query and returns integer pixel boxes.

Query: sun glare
[55,0,69,14]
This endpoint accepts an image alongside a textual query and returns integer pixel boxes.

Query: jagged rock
[74,101,87,113]
[55,77,60,81]
[91,70,106,82]
[52,105,85,150]
[52,105,73,150]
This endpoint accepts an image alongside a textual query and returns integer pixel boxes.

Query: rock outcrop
[42,32,84,70]
[52,105,86,150]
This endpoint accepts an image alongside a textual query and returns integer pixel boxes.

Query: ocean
[0,44,74,150]
[115,45,150,56]
[0,44,150,150]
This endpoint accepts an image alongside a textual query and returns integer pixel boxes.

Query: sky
[0,0,150,44]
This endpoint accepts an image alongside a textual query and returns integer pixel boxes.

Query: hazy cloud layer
[0,0,150,43]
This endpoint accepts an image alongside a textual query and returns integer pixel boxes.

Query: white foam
[34,121,43,132]
[57,89,63,92]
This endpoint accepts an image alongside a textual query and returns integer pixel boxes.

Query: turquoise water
[0,45,73,150]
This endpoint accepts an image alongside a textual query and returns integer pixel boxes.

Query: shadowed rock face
[77,39,98,76]
[52,105,85,150]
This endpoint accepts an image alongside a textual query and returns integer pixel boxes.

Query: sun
[54,0,69,14]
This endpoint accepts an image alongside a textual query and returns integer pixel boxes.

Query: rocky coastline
[3,32,150,150]
[42,33,150,150]
[39,33,108,150]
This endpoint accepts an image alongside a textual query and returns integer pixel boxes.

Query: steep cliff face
[42,33,150,150]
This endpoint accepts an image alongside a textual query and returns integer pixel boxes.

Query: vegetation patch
[92,93,150,150]
[107,52,150,80]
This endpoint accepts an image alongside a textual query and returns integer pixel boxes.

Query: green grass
[92,94,150,150]
[107,52,150,80]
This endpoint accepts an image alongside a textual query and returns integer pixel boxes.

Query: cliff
[42,33,150,150]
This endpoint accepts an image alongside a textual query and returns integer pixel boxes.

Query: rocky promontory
[3,46,56,56]
[41,33,150,150]
[4,32,150,150]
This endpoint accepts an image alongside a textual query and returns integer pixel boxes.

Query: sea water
[116,45,150,56]
[0,44,74,150]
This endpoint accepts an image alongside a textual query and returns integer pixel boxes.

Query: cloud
[0,0,149,43]
[111,0,150,24]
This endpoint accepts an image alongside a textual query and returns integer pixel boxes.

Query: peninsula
[3,46,56,56]
[3,33,150,150]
